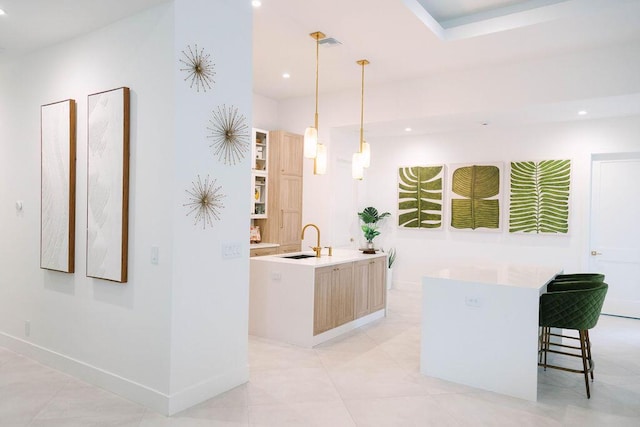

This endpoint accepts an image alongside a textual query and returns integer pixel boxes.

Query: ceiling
[253,0,640,100]
[1,0,640,130]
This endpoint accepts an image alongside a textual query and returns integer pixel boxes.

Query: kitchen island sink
[281,254,317,259]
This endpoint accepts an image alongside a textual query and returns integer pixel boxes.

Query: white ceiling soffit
[402,0,633,40]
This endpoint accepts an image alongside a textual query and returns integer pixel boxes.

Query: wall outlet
[465,296,482,308]
[24,320,31,337]
[151,246,159,265]
[271,272,282,281]
[222,242,242,259]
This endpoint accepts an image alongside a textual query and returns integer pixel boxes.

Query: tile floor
[1,286,639,426]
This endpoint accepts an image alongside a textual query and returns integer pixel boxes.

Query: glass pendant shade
[352,152,364,180]
[314,143,327,175]
[361,141,371,168]
[304,126,318,158]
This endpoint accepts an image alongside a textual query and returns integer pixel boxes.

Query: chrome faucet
[301,223,322,257]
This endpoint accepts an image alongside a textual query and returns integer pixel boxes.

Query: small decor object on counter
[250,225,261,243]
[358,206,390,253]
[183,174,226,229]
[179,44,216,92]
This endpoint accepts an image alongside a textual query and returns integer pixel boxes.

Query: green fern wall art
[398,166,444,229]
[509,160,571,234]
[450,164,502,230]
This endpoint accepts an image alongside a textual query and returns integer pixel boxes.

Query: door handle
[590,250,602,256]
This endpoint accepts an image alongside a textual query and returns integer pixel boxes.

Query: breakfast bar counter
[420,263,561,401]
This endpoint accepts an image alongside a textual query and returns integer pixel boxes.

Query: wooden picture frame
[87,87,130,283]
[41,99,77,272]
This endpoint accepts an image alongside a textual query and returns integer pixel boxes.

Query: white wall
[169,0,251,414]
[0,1,175,396]
[365,117,640,288]
[253,93,279,130]
[264,42,640,285]
[0,0,251,415]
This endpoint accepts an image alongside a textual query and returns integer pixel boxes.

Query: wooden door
[353,260,370,318]
[279,175,302,247]
[278,132,303,176]
[314,266,333,335]
[589,153,640,318]
[332,263,355,328]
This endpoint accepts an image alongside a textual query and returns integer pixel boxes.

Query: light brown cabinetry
[354,257,387,316]
[255,131,303,254]
[313,263,355,335]
[250,247,278,257]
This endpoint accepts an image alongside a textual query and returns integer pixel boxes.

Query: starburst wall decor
[207,104,250,165]
[179,44,216,92]
[184,175,226,229]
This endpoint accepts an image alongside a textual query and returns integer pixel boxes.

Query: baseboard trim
[0,332,248,416]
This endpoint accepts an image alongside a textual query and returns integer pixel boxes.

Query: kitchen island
[250,249,387,347]
[420,263,562,401]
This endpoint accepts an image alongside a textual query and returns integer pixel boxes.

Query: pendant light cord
[359,61,365,152]
[314,34,320,131]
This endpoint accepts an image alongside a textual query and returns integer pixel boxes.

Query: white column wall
[169,0,251,414]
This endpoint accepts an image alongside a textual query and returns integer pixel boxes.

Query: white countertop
[250,249,386,268]
[423,263,562,289]
[250,242,280,249]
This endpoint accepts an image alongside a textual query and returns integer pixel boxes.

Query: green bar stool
[551,273,604,284]
[538,281,608,398]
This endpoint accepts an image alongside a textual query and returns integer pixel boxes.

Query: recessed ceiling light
[0,9,6,15]
[282,72,290,79]
[405,127,412,132]
[578,110,588,116]
[251,1,262,7]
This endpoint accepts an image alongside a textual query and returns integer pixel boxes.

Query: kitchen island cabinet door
[369,257,387,313]
[354,257,387,317]
[354,260,370,318]
[314,266,333,335]
[314,263,355,335]
[332,263,355,328]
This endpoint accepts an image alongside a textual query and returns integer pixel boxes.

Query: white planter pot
[386,267,393,290]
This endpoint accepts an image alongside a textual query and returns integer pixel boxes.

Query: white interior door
[589,153,640,318]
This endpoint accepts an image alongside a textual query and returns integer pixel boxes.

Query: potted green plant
[382,247,397,290]
[357,206,390,252]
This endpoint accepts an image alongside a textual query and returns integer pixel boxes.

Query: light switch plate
[222,242,242,259]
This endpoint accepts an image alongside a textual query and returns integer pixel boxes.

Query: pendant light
[353,59,370,179]
[314,143,327,175]
[304,31,324,159]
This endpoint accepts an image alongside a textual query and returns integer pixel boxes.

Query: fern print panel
[509,160,571,234]
[449,163,503,231]
[398,166,444,229]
